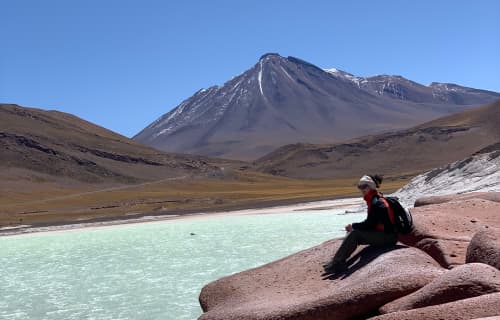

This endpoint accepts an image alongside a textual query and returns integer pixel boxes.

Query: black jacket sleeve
[352,197,394,233]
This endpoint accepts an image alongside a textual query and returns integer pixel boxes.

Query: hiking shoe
[332,263,347,274]
[323,261,347,274]
[323,261,335,273]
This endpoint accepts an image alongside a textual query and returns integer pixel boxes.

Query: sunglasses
[357,184,370,190]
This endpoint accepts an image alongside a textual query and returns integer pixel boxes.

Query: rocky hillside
[134,53,500,160]
[254,100,500,179]
[198,193,500,319]
[0,104,235,184]
[393,143,500,207]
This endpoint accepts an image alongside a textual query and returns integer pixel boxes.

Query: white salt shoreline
[0,198,364,237]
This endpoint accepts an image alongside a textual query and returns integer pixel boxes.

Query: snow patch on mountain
[281,66,295,82]
[149,86,223,138]
[393,151,500,207]
[324,68,364,87]
[258,60,265,96]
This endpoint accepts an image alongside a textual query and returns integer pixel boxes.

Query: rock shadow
[322,244,407,280]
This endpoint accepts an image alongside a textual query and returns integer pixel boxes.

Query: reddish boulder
[198,193,500,319]
[199,240,444,320]
[379,263,500,314]
[398,197,500,268]
[369,292,500,320]
[466,227,500,269]
[412,237,469,268]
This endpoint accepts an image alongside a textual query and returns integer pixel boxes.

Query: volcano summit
[135,54,500,160]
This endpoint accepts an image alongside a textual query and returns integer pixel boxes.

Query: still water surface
[1,203,363,320]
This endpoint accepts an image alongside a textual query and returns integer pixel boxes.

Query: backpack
[384,196,414,234]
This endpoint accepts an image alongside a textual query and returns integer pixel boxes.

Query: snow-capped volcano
[134,53,500,160]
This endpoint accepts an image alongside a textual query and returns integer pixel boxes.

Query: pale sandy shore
[0,198,363,237]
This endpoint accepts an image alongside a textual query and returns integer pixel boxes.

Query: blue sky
[1,0,499,138]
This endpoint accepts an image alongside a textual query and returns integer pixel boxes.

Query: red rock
[198,193,500,319]
[398,197,500,268]
[379,263,500,314]
[467,227,500,269]
[413,238,468,268]
[199,240,444,320]
[369,292,500,320]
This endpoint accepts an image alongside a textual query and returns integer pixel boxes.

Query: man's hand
[345,224,353,232]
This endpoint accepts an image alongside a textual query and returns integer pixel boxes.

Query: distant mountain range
[3,101,500,229]
[134,53,500,160]
[254,100,500,180]
[4,99,499,190]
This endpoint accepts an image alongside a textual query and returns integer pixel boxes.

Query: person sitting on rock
[323,174,398,275]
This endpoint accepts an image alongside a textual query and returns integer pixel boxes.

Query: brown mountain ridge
[0,103,236,185]
[254,100,500,179]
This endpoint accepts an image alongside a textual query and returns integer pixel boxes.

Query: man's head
[357,174,383,196]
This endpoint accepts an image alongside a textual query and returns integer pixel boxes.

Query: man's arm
[352,199,388,231]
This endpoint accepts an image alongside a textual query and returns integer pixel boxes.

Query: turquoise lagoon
[0,200,364,320]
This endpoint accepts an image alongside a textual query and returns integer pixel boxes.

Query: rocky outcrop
[198,192,500,319]
[398,196,500,268]
[393,147,500,207]
[370,292,500,320]
[199,241,444,320]
[466,228,500,269]
[379,263,500,313]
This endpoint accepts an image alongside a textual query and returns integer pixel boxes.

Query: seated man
[324,174,397,274]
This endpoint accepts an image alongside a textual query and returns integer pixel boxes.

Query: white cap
[358,175,377,190]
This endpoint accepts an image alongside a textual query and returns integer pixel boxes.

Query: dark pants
[332,230,398,265]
